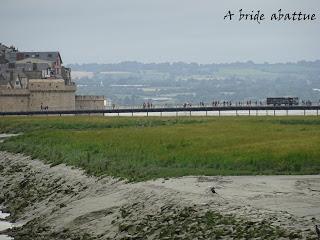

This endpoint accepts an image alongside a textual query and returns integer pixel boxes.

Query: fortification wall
[28,79,69,91]
[0,89,29,112]
[29,91,75,111]
[75,95,105,110]
[28,79,76,111]
[0,79,107,113]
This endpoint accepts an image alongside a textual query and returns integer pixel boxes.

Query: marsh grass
[0,116,319,181]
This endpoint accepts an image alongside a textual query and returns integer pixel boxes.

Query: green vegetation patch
[0,116,207,133]
[275,119,320,126]
[0,116,320,181]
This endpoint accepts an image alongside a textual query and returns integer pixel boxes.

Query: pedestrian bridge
[1,105,320,116]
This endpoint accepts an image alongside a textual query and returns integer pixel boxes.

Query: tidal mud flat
[0,151,319,239]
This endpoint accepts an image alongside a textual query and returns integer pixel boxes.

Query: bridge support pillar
[304,110,306,116]
[249,109,250,116]
[274,110,275,116]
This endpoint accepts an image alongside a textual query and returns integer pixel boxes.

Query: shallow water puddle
[0,210,13,240]
[0,134,17,240]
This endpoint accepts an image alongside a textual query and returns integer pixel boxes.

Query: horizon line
[66,59,320,66]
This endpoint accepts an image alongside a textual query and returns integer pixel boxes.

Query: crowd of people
[301,100,313,106]
[40,103,49,110]
[142,102,153,109]
[141,99,318,109]
[211,100,265,107]
[102,99,320,110]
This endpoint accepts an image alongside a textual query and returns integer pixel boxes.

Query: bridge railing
[1,104,320,116]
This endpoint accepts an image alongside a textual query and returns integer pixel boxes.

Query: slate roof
[16,58,53,65]
[16,52,62,64]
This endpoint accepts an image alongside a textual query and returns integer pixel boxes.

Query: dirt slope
[0,151,319,239]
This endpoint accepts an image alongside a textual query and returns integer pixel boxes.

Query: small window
[48,54,52,58]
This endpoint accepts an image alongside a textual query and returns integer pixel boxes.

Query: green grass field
[0,116,320,181]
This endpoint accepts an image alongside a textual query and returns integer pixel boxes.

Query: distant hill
[67,61,320,106]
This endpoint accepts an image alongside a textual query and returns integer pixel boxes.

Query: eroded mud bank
[0,151,319,239]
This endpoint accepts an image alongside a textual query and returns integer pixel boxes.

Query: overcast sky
[1,0,319,64]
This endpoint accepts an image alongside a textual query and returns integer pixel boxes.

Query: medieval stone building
[0,43,104,112]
